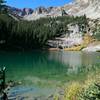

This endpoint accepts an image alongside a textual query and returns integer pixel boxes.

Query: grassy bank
[54,65,100,100]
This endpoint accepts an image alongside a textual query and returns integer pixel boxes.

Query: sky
[6,0,73,9]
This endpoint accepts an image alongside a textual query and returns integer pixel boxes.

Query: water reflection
[49,51,100,74]
[0,51,67,82]
[0,51,99,84]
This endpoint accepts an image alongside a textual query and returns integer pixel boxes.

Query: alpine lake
[0,51,100,99]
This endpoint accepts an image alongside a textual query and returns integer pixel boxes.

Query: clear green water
[0,51,100,97]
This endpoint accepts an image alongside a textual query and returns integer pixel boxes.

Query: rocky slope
[82,41,100,52]
[2,5,33,18]
[23,6,63,20]
[4,0,100,20]
[74,0,100,19]
[23,0,100,20]
[63,0,100,19]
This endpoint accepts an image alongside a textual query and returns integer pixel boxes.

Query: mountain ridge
[23,0,100,20]
[4,0,100,20]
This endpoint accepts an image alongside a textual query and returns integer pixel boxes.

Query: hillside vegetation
[0,14,88,50]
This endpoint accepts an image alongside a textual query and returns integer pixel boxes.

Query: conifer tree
[0,0,6,12]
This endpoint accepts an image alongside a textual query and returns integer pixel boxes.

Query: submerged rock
[7,80,22,87]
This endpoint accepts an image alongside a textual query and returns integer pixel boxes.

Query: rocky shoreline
[2,80,56,100]
[82,44,100,52]
[49,41,100,52]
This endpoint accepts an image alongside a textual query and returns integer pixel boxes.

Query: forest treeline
[0,14,88,50]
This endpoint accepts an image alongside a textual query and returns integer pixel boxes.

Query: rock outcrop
[74,0,100,19]
[5,0,100,20]
[23,0,100,20]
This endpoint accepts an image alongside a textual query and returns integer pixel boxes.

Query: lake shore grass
[54,69,100,100]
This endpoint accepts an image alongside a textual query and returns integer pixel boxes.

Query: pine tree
[0,0,6,12]
[0,0,4,4]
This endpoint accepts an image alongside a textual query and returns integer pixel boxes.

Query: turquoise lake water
[0,51,100,98]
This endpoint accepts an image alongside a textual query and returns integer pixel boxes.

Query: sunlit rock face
[71,0,100,19]
[75,0,89,4]
[22,0,100,20]
[5,0,100,20]
[75,0,99,4]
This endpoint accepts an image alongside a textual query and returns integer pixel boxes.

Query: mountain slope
[74,0,100,19]
[4,0,100,20]
[23,0,100,20]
